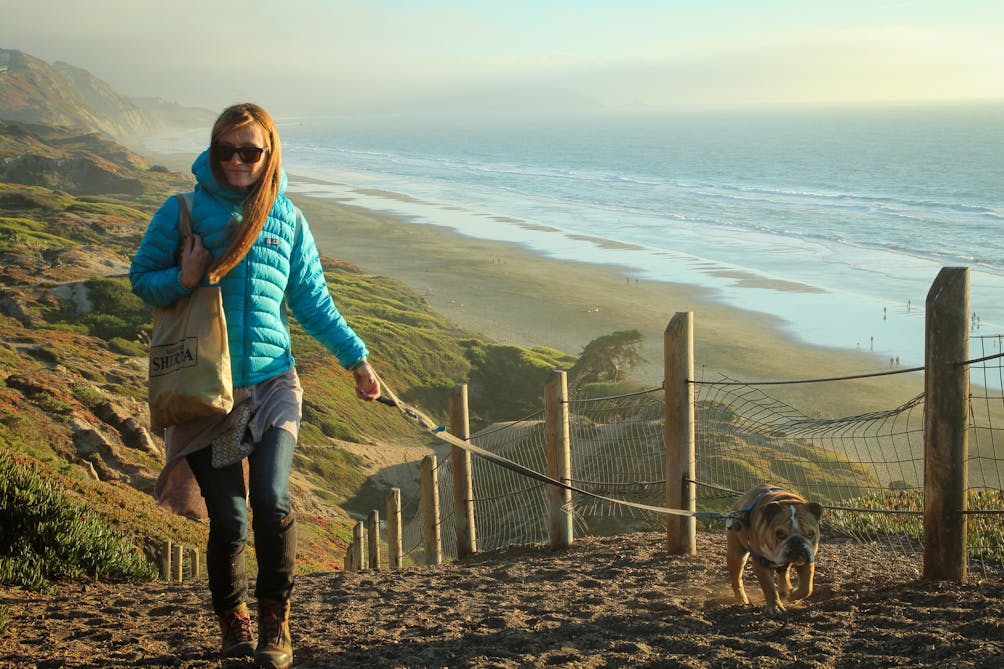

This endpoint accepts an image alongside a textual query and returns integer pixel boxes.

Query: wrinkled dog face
[755,500,821,568]
[726,486,824,617]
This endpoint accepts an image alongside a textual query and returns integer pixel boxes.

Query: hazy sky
[2,0,1002,116]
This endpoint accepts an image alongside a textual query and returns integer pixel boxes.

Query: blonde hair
[207,103,282,284]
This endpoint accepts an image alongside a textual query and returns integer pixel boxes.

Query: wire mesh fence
[391,332,1003,582]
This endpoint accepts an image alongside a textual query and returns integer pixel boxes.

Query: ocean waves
[277,107,1004,367]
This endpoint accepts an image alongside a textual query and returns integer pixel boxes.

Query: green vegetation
[45,276,152,342]
[0,215,80,252]
[294,445,368,506]
[827,487,1004,564]
[465,343,576,422]
[0,451,157,591]
[694,399,876,509]
[0,183,76,211]
[568,329,644,391]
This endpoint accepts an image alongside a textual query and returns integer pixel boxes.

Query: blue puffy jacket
[130,150,368,387]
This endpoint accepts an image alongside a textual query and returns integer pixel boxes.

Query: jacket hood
[191,149,288,205]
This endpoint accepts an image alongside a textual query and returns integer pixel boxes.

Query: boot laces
[222,607,253,644]
[261,605,283,645]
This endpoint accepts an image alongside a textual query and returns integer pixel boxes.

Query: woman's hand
[180,234,211,290]
[353,361,381,402]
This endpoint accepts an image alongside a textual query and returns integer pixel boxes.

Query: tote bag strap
[174,192,195,237]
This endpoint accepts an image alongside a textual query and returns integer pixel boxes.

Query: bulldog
[725,485,823,616]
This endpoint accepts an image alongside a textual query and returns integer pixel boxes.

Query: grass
[0,216,79,251]
[294,445,369,506]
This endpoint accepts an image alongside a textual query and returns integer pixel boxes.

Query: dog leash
[372,372,727,520]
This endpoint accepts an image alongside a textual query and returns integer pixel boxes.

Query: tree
[568,329,644,390]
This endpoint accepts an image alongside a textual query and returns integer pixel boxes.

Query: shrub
[108,337,146,357]
[79,313,132,340]
[42,276,153,343]
[0,452,157,591]
[69,383,104,408]
[465,344,556,421]
[81,277,151,339]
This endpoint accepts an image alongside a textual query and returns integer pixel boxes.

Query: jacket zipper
[242,252,251,387]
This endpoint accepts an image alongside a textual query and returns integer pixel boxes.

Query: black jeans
[187,427,297,613]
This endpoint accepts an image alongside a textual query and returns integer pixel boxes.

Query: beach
[294,186,925,420]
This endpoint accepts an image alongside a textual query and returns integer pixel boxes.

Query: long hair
[206,103,282,284]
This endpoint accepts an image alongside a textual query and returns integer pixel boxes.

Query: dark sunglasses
[211,143,268,164]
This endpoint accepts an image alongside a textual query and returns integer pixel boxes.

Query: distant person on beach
[130,102,380,668]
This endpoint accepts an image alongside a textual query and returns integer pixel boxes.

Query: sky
[1,0,1002,117]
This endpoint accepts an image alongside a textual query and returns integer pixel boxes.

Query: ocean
[152,104,1004,371]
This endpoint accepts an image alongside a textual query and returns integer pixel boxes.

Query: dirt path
[3,532,1002,668]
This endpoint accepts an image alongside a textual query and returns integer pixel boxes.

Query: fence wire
[965,335,1004,576]
[466,413,551,552]
[565,390,667,534]
[692,378,927,578]
[970,335,1004,490]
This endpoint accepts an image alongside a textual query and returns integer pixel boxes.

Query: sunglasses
[211,143,268,164]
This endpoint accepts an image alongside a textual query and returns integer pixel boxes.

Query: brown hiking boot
[255,598,292,669]
[217,602,255,659]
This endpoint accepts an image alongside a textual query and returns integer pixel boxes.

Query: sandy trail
[3,531,1002,668]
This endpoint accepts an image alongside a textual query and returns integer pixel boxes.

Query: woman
[131,103,380,669]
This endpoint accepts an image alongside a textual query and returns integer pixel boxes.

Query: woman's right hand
[180,234,211,289]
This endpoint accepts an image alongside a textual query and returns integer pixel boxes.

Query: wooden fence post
[387,487,403,568]
[171,543,184,582]
[367,509,381,570]
[347,536,358,572]
[421,454,442,565]
[665,312,696,555]
[160,539,172,580]
[449,383,477,558]
[923,267,970,582]
[353,521,367,571]
[544,370,573,549]
[187,546,200,579]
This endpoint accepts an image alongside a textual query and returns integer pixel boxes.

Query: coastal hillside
[0,118,175,196]
[0,48,213,142]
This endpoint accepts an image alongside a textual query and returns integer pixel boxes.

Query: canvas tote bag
[147,194,234,430]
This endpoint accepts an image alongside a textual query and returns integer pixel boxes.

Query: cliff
[0,49,213,143]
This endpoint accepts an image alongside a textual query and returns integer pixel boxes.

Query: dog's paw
[764,602,787,617]
[790,587,812,602]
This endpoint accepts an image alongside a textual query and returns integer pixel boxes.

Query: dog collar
[748,545,816,569]
[748,546,777,568]
[725,486,783,532]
